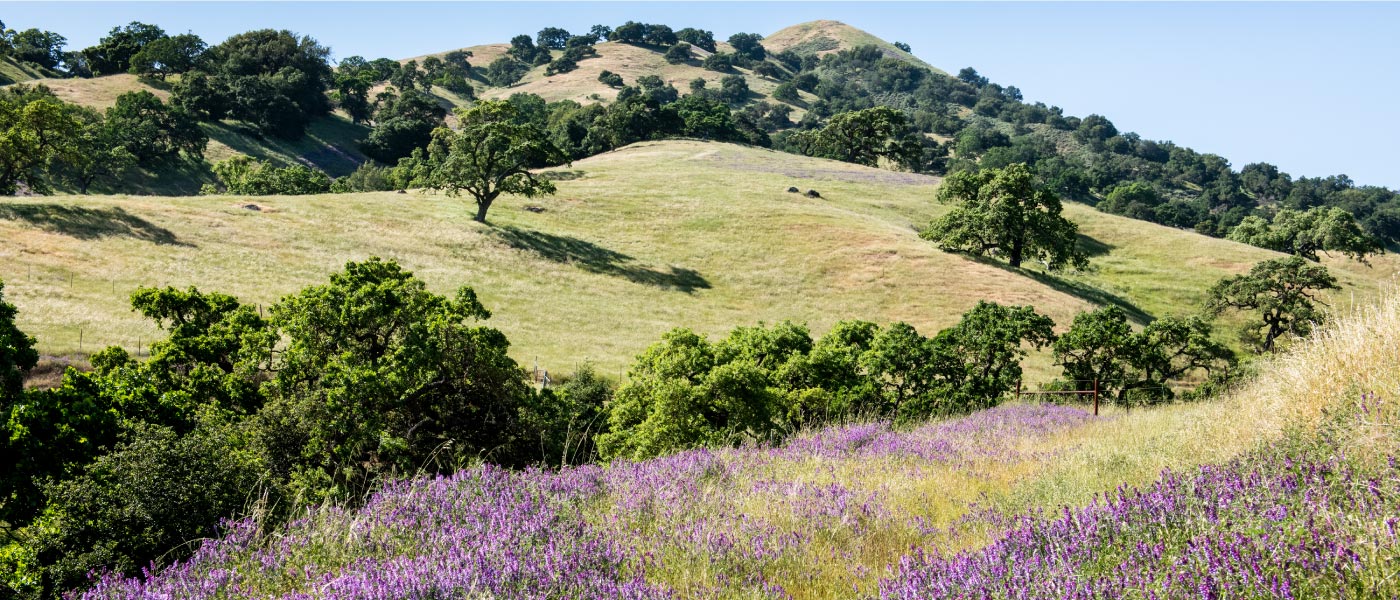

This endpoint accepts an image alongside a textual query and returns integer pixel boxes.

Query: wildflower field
[84,295,1400,599]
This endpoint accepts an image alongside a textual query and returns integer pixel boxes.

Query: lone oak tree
[424,100,567,223]
[922,163,1088,270]
[1205,256,1339,353]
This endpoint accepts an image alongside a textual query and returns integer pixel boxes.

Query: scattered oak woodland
[1,15,1397,600]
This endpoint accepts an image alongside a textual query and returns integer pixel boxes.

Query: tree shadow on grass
[0,203,192,247]
[961,252,1155,325]
[1077,233,1114,258]
[492,226,710,293]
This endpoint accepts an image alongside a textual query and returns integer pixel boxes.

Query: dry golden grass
[1,140,1395,385]
[761,20,941,73]
[23,74,171,109]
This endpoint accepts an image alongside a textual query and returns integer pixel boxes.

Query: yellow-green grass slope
[0,56,58,85]
[1,140,1394,381]
[6,74,370,194]
[762,19,940,73]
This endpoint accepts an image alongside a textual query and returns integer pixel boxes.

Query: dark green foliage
[609,21,647,44]
[127,33,206,78]
[0,280,37,404]
[485,55,530,86]
[727,32,766,61]
[1099,181,1164,221]
[718,74,749,104]
[1227,206,1383,265]
[330,162,397,192]
[676,28,717,52]
[893,41,912,52]
[597,303,1055,460]
[0,85,83,195]
[664,42,692,64]
[752,61,785,80]
[105,90,207,163]
[391,59,426,91]
[79,22,164,75]
[264,258,530,499]
[172,29,333,139]
[507,34,549,64]
[526,365,613,467]
[544,54,578,76]
[922,163,1088,270]
[1053,307,1233,406]
[120,285,274,421]
[52,107,137,194]
[1206,257,1340,353]
[208,156,331,195]
[170,70,229,120]
[772,81,800,104]
[418,99,568,222]
[1075,114,1118,149]
[10,28,67,70]
[361,88,446,163]
[536,27,571,50]
[597,69,624,88]
[782,106,917,168]
[10,418,263,598]
[644,24,678,46]
[702,51,734,72]
[0,369,116,529]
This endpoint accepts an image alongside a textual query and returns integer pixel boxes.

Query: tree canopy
[170,29,333,138]
[1228,206,1384,265]
[418,100,568,222]
[1205,256,1339,352]
[922,163,1088,270]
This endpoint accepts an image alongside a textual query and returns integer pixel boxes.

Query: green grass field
[2,140,1394,381]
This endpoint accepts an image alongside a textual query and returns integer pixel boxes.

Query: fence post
[1092,379,1099,416]
[1015,378,1022,402]
[78,328,83,353]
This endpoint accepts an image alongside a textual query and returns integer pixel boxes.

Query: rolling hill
[2,140,1394,381]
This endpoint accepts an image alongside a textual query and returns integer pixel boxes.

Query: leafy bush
[207,156,331,195]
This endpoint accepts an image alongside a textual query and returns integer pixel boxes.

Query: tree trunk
[474,198,492,223]
[1009,235,1024,268]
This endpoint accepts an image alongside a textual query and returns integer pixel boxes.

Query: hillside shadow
[493,226,710,293]
[1077,233,1114,258]
[962,253,1154,325]
[0,204,191,247]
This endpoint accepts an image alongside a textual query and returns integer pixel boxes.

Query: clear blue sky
[7,2,1398,189]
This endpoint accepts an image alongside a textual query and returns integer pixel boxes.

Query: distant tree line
[3,16,1397,255]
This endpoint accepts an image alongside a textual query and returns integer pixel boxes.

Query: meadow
[81,288,1400,599]
[2,140,1394,383]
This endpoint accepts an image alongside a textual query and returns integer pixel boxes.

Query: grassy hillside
[0,56,58,85]
[411,39,819,114]
[2,140,1393,381]
[763,20,941,73]
[9,74,370,194]
[415,20,935,109]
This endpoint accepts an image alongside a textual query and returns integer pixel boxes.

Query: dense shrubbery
[170,29,333,139]
[0,260,548,597]
[204,156,330,195]
[0,246,1276,597]
[0,85,204,195]
[597,301,1058,461]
